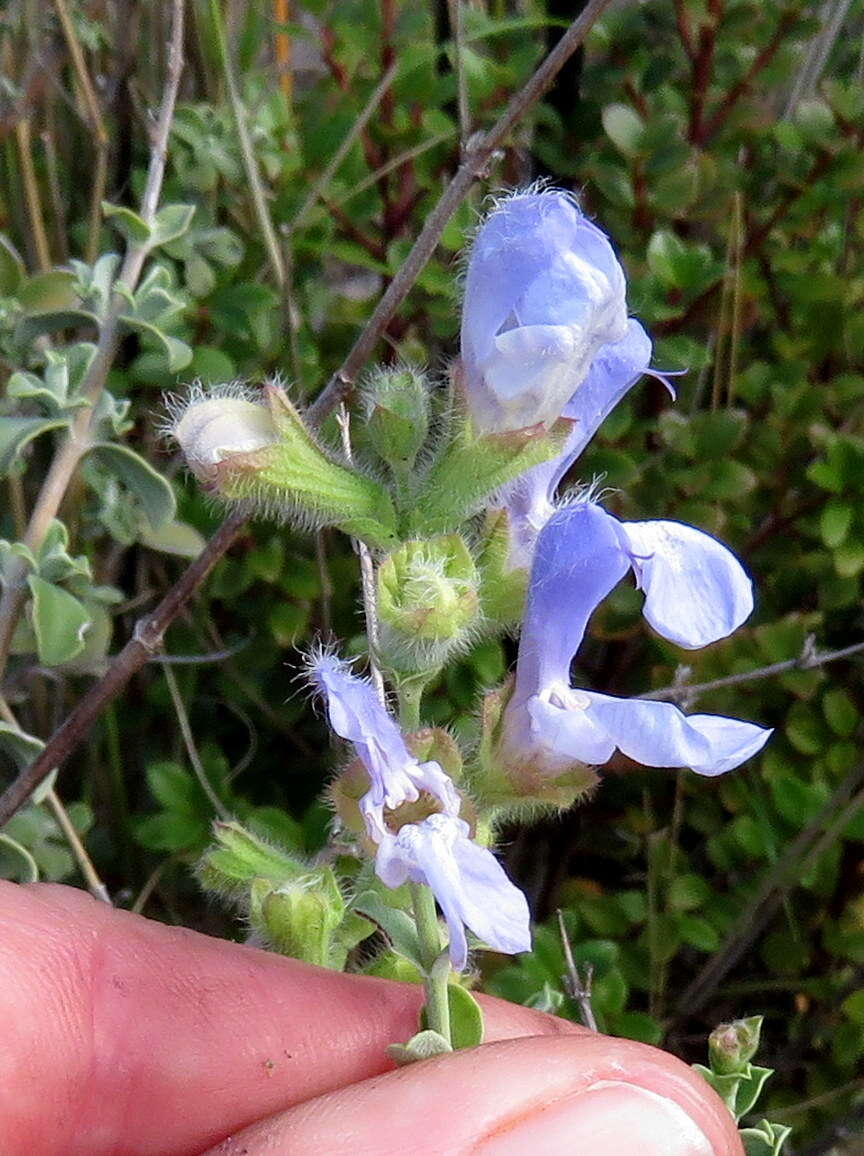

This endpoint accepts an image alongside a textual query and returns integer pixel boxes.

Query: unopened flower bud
[249,869,347,968]
[196,819,306,900]
[460,189,629,433]
[169,384,278,488]
[167,382,398,548]
[364,367,429,472]
[377,535,480,673]
[709,1016,763,1075]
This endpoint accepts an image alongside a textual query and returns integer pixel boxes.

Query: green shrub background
[1,1,863,1147]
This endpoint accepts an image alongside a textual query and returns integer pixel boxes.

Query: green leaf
[602,103,646,156]
[117,315,193,371]
[668,873,711,912]
[0,721,43,771]
[353,889,425,969]
[15,309,100,344]
[819,500,852,549]
[138,519,206,558]
[823,688,858,737]
[676,913,719,952]
[740,1120,792,1156]
[446,983,484,1049]
[151,203,197,246]
[102,202,152,245]
[146,760,200,813]
[647,230,722,292]
[27,575,91,665]
[0,417,69,475]
[0,234,24,295]
[17,270,77,310]
[87,443,177,528]
[135,810,207,853]
[733,1065,774,1118]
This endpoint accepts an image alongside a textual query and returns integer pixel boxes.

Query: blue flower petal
[514,503,630,697]
[620,519,754,648]
[583,692,772,775]
[375,815,532,970]
[461,190,629,432]
[310,652,459,840]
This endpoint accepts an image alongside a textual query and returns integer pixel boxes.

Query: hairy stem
[411,881,451,1045]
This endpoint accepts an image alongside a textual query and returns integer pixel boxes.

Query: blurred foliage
[1,0,864,1147]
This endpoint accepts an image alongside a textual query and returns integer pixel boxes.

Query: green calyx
[215,384,398,549]
[470,680,598,818]
[248,872,372,970]
[708,1016,764,1075]
[410,414,572,536]
[476,508,529,630]
[364,366,429,474]
[377,535,480,674]
[196,819,307,899]
[197,820,373,969]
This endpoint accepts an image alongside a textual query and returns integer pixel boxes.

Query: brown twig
[0,513,247,827]
[557,908,598,1030]
[688,0,723,147]
[642,636,864,703]
[673,0,695,61]
[701,8,799,141]
[307,0,617,425]
[0,0,615,827]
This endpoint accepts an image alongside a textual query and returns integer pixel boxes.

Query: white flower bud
[166,385,278,488]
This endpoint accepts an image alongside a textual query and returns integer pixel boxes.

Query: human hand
[0,882,741,1155]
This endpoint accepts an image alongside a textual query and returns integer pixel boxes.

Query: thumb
[206,1033,743,1155]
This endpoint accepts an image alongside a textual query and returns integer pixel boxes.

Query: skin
[0,882,743,1156]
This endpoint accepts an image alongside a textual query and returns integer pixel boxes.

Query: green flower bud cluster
[169,369,573,697]
[377,535,479,674]
[197,821,373,970]
[694,1016,792,1156]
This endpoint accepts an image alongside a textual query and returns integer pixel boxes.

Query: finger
[0,882,580,1156]
[206,1034,743,1156]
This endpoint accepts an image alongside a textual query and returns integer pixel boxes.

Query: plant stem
[336,405,386,705]
[411,881,451,1045]
[161,661,229,819]
[208,0,285,287]
[44,787,111,904]
[397,675,427,731]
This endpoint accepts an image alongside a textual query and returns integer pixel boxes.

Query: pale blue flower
[501,318,655,570]
[309,653,459,840]
[460,190,629,432]
[502,502,771,778]
[376,813,532,970]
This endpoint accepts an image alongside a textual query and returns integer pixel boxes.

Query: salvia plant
[168,189,778,1096]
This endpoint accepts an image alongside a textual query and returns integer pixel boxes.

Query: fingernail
[478,1079,715,1155]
